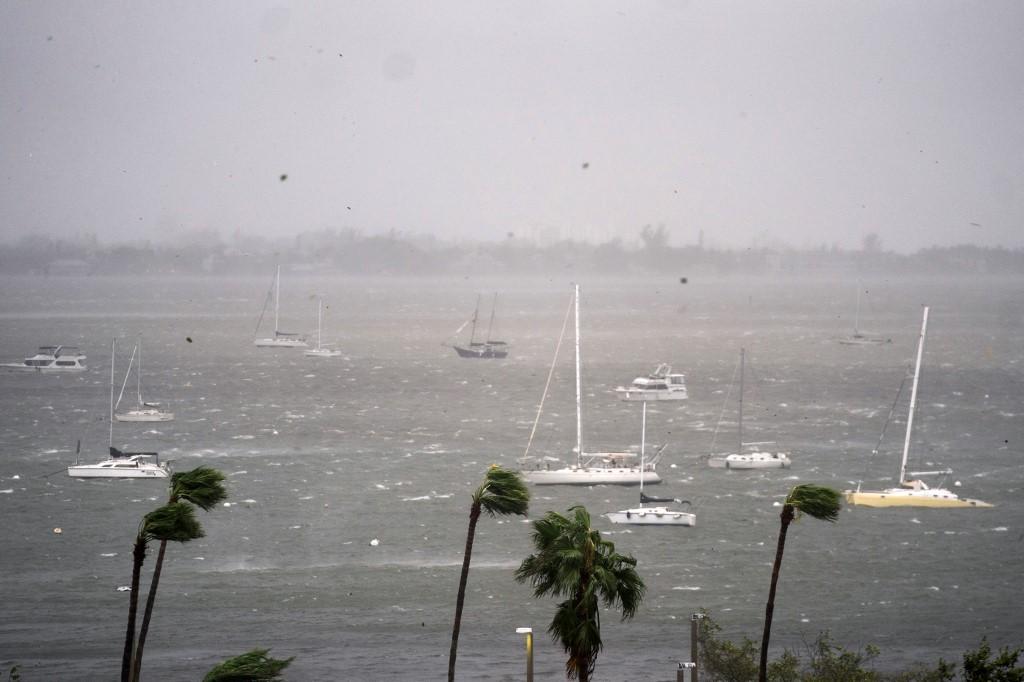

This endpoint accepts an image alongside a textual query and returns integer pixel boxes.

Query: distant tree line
[1,229,1022,277]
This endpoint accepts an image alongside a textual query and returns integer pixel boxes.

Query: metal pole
[516,628,534,682]
[690,613,704,682]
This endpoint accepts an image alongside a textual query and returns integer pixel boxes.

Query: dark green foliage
[170,466,228,509]
[448,466,530,682]
[784,484,842,523]
[142,502,203,543]
[962,638,1024,681]
[515,505,645,681]
[202,648,294,682]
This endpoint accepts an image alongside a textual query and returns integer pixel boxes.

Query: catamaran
[844,307,992,508]
[450,293,509,358]
[707,348,791,470]
[67,339,169,479]
[305,296,342,358]
[254,265,308,348]
[615,364,689,401]
[606,402,695,525]
[114,336,174,422]
[2,346,87,373]
[519,285,661,486]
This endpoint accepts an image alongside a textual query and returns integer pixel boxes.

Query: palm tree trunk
[448,501,481,682]
[122,535,147,682]
[130,539,167,682]
[759,504,795,682]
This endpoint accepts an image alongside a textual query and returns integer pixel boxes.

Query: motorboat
[519,285,660,486]
[254,265,309,348]
[2,346,87,373]
[844,307,992,508]
[615,364,688,401]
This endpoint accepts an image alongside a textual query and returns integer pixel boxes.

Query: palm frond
[785,484,842,522]
[170,466,228,510]
[202,648,294,682]
[142,502,204,543]
[476,465,529,517]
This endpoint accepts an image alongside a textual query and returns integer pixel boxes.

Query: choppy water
[0,273,1022,681]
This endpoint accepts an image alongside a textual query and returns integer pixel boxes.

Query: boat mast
[899,306,929,485]
[469,294,480,345]
[136,334,143,408]
[485,293,497,344]
[317,297,323,350]
[574,284,582,466]
[109,339,115,448]
[738,347,745,455]
[853,286,862,337]
[639,400,647,504]
[274,265,281,336]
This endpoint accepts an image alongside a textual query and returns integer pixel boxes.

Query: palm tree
[759,484,842,682]
[121,503,204,681]
[448,465,529,682]
[203,648,294,682]
[515,505,644,682]
[130,467,227,682]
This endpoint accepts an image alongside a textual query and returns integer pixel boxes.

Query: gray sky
[2,1,1022,252]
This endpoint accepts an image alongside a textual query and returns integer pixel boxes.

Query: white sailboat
[844,307,992,508]
[606,402,695,526]
[305,296,342,358]
[839,285,891,345]
[519,285,661,486]
[68,340,169,479]
[707,348,791,470]
[254,265,309,348]
[114,336,174,422]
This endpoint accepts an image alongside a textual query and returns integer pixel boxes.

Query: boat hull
[708,453,791,469]
[115,411,174,422]
[67,466,169,479]
[844,489,993,508]
[453,344,508,359]
[304,349,342,357]
[615,389,688,401]
[1,363,87,373]
[522,468,661,486]
[606,507,695,526]
[255,338,308,348]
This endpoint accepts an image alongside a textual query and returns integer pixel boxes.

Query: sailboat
[839,285,891,345]
[254,265,309,348]
[68,339,169,479]
[114,336,174,422]
[707,348,791,469]
[844,307,992,508]
[450,294,509,358]
[305,296,342,358]
[606,402,695,525]
[519,285,661,486]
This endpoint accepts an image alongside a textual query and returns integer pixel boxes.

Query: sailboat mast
[469,294,480,345]
[136,335,143,408]
[574,284,582,466]
[485,293,497,343]
[317,297,323,350]
[640,400,647,502]
[109,339,115,448]
[854,286,862,336]
[274,265,281,335]
[738,347,745,455]
[900,306,929,484]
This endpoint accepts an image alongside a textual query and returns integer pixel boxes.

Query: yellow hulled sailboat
[844,306,992,509]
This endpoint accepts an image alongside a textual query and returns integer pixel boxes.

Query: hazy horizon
[2,2,1022,254]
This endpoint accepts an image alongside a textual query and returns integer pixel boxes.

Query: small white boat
[68,450,169,479]
[606,402,695,526]
[68,340,169,479]
[845,307,992,509]
[254,266,309,348]
[707,348,791,470]
[305,296,342,358]
[115,337,174,422]
[615,364,688,401]
[2,346,87,373]
[838,285,890,345]
[519,285,660,486]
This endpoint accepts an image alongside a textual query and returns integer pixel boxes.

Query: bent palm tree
[121,503,204,681]
[759,484,841,682]
[129,467,227,682]
[515,505,644,682]
[448,465,529,682]
[203,648,294,682]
